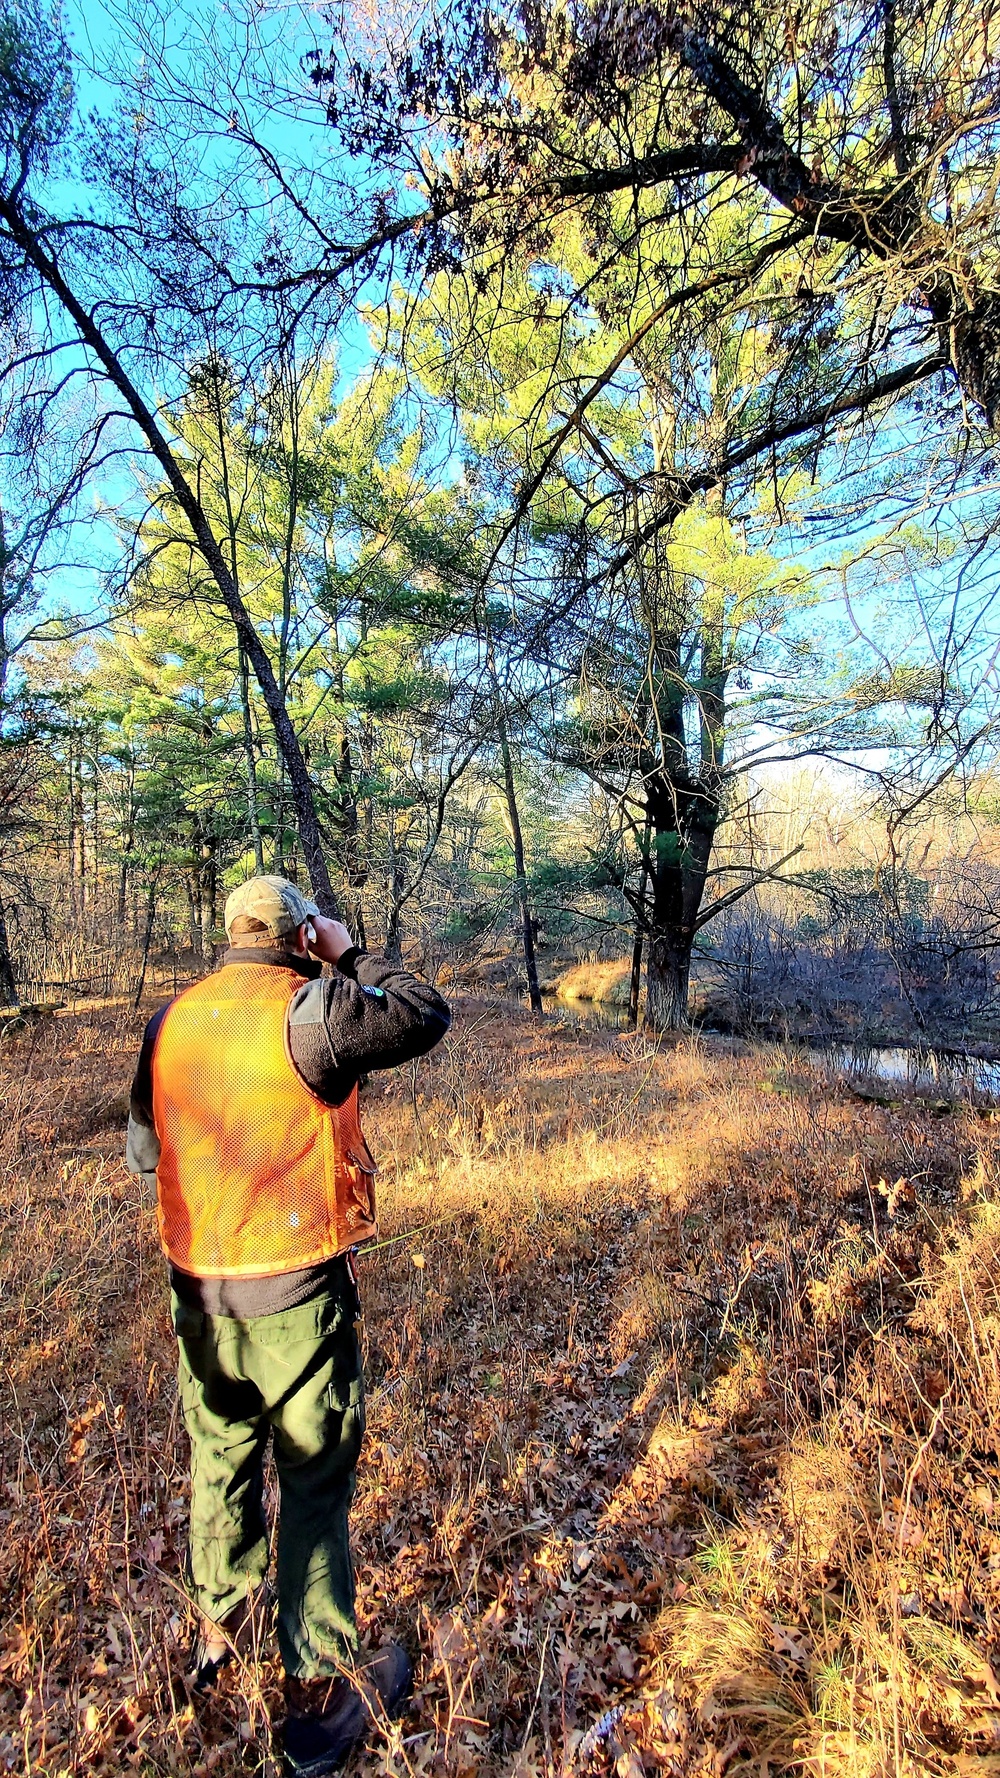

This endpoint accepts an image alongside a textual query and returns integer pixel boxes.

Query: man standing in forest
[125,875,451,1776]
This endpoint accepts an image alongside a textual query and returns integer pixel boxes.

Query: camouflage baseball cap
[224,875,319,939]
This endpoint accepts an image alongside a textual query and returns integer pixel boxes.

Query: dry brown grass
[3,997,1000,1775]
[551,961,632,1006]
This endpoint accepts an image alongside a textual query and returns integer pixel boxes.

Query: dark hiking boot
[281,1644,413,1777]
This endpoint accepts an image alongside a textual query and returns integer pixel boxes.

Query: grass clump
[551,959,632,1005]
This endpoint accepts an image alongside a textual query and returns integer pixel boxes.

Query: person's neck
[222,945,320,977]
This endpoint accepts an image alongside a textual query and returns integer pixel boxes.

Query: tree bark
[628,919,644,1027]
[238,641,266,872]
[498,713,543,1013]
[641,765,720,1032]
[200,831,217,961]
[133,872,159,1010]
[69,732,88,915]
[643,817,694,1032]
[332,687,367,945]
[0,896,17,1005]
[384,817,405,964]
[645,932,692,1031]
[628,815,652,1028]
[209,369,267,882]
[272,762,286,875]
[116,756,136,929]
[185,851,201,957]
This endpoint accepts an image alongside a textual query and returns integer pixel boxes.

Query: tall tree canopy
[0,0,998,1028]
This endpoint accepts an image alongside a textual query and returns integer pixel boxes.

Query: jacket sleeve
[286,955,451,1105]
[125,1006,168,1187]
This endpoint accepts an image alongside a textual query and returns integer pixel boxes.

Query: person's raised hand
[306,916,355,965]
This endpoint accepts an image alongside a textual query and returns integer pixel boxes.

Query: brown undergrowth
[3,997,1000,1775]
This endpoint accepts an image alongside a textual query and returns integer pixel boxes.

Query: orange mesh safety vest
[151,964,377,1277]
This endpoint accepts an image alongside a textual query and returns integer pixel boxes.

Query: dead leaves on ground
[4,1002,1000,1775]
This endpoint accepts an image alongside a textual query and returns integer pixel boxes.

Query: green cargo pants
[171,1269,364,1680]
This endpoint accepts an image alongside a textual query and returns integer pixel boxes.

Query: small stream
[821,1044,1000,1102]
[537,995,1000,1101]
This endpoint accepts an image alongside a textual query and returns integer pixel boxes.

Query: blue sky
[8,0,999,798]
[12,0,381,637]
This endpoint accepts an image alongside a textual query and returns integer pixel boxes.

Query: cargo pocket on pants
[171,1296,206,1340]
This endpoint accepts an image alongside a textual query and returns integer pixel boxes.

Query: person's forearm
[126,1109,161,1186]
[126,1007,168,1181]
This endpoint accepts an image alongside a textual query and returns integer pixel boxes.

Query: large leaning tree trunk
[0,194,340,916]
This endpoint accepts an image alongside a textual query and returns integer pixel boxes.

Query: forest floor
[4,996,1000,1776]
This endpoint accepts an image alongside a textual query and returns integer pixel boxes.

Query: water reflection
[516,994,1000,1102]
[824,1044,1000,1102]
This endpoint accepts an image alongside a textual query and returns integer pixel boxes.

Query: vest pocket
[341,1149,377,1238]
[346,1146,377,1174]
